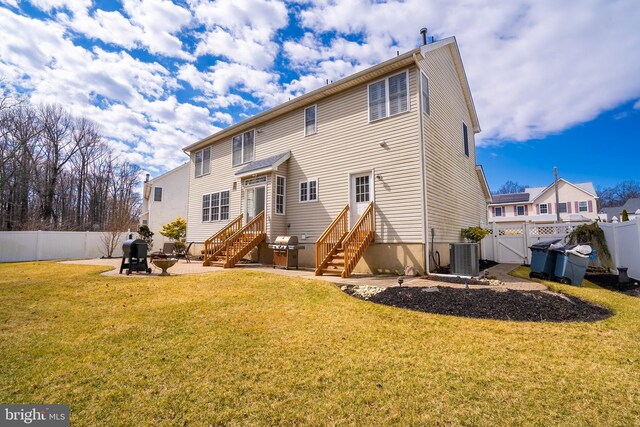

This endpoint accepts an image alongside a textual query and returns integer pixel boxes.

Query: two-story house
[139,163,189,250]
[182,35,490,277]
[488,179,598,225]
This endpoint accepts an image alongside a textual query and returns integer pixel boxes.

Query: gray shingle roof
[235,151,290,175]
[491,193,530,203]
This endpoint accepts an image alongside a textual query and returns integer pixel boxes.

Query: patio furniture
[174,242,194,263]
[162,242,176,254]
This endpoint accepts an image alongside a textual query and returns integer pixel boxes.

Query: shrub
[138,225,154,251]
[160,217,187,253]
[621,209,629,222]
[461,226,490,243]
[566,222,612,269]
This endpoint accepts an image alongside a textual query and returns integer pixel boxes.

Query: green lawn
[1,262,639,426]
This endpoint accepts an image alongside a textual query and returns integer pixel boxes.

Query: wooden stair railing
[342,202,375,278]
[315,204,349,275]
[202,214,243,266]
[222,211,266,268]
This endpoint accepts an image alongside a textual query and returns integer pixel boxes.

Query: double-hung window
[299,179,318,203]
[232,130,255,166]
[578,201,588,212]
[304,105,316,136]
[195,147,211,177]
[420,72,430,114]
[558,202,568,213]
[516,205,526,216]
[539,203,548,214]
[494,206,503,217]
[368,71,408,121]
[154,187,163,202]
[275,176,286,214]
[202,190,230,221]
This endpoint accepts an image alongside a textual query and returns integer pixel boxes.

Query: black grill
[120,238,151,275]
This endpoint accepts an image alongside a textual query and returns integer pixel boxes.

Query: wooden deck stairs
[203,212,266,268]
[315,202,375,278]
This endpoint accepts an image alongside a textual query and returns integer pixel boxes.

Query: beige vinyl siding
[187,66,423,244]
[418,45,487,244]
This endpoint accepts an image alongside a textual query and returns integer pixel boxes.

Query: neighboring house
[182,35,490,276]
[139,163,189,250]
[488,179,598,225]
[599,198,640,222]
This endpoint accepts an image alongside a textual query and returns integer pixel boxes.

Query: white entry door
[350,172,372,226]
[245,186,266,222]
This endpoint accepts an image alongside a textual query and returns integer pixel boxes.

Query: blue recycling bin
[553,248,591,286]
[529,239,563,279]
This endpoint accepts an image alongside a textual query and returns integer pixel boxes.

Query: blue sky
[0,0,639,192]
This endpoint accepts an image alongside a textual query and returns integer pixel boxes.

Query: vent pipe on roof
[145,173,150,182]
[420,27,428,45]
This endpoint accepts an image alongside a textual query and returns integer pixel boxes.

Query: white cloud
[292,0,640,144]
[192,0,288,68]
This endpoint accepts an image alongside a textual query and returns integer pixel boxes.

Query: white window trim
[558,202,568,213]
[494,206,503,217]
[367,70,410,123]
[232,129,256,167]
[153,187,163,202]
[420,70,430,115]
[304,105,317,137]
[539,203,548,214]
[195,146,211,177]
[516,205,525,216]
[202,190,231,222]
[299,178,319,203]
[462,121,470,158]
[578,200,588,212]
[275,175,286,215]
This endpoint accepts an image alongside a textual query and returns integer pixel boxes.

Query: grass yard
[1,262,639,426]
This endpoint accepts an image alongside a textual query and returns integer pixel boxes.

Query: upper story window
[463,122,469,157]
[420,72,430,114]
[153,187,163,202]
[494,206,503,217]
[539,203,548,214]
[202,190,230,222]
[516,205,526,216]
[304,105,317,136]
[368,71,409,122]
[299,179,318,203]
[578,201,588,212]
[275,175,286,214]
[232,130,255,166]
[558,202,568,213]
[195,146,211,177]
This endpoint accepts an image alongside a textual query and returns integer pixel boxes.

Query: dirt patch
[585,273,640,297]
[421,274,489,286]
[343,286,612,322]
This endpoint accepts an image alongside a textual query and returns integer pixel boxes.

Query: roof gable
[531,179,598,202]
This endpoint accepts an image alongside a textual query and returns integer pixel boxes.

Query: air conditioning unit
[450,243,479,276]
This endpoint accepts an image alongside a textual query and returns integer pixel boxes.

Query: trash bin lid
[551,244,578,253]
[529,238,563,250]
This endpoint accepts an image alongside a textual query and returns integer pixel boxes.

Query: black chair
[174,242,194,263]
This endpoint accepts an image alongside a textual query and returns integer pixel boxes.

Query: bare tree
[493,180,528,195]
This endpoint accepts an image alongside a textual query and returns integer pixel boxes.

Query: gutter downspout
[414,53,430,274]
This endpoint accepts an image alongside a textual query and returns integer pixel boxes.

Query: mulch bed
[344,286,612,322]
[585,273,640,297]
[421,274,487,286]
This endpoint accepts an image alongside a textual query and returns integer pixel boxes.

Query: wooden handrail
[342,202,375,278]
[203,214,243,266]
[225,211,266,267]
[315,204,349,275]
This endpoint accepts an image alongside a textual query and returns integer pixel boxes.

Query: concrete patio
[61,258,546,291]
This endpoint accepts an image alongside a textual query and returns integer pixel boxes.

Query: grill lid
[274,235,299,246]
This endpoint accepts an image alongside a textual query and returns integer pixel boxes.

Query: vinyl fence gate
[481,223,581,264]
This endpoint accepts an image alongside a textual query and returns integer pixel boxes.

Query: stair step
[327,260,344,267]
[320,269,343,276]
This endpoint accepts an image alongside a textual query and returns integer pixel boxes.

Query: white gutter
[414,53,430,274]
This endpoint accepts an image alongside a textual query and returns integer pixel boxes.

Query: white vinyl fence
[481,223,582,264]
[0,231,130,262]
[599,220,640,280]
